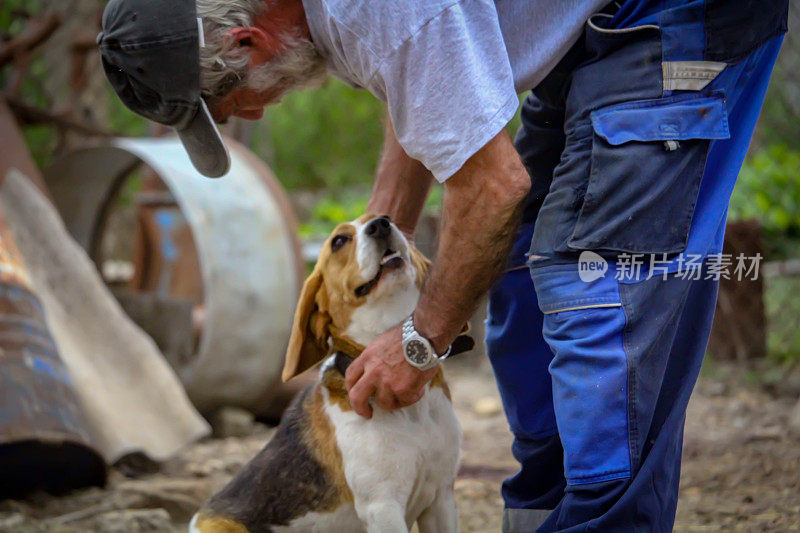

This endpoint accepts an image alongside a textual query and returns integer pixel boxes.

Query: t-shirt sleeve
[371,0,519,182]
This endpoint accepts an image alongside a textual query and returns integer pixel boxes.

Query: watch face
[405,339,429,365]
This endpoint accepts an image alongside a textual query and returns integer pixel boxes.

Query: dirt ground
[1,353,798,532]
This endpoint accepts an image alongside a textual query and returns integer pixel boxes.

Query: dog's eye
[331,234,351,252]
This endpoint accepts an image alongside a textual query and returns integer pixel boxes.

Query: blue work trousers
[487,1,787,531]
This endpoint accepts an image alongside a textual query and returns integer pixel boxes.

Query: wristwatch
[401,315,451,371]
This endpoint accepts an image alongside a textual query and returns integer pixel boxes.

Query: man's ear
[226,26,281,65]
[409,246,431,288]
[282,269,332,381]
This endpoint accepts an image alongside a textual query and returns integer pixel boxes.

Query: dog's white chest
[326,386,461,524]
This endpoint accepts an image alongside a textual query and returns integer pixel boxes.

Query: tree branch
[6,97,115,138]
[0,13,61,67]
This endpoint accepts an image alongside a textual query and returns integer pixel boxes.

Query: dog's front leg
[417,487,458,533]
[355,499,408,533]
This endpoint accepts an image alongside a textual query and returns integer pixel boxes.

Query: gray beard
[247,34,329,99]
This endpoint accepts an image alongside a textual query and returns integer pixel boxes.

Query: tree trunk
[707,220,767,361]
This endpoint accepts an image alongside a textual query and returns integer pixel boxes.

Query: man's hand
[344,324,438,418]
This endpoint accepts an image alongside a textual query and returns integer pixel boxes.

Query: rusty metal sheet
[0,215,105,498]
[1,167,210,464]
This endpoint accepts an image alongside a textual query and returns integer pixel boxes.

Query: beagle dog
[190,214,470,533]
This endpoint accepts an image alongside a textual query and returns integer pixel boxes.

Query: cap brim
[176,99,231,178]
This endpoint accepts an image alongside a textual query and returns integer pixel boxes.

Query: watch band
[403,315,451,363]
[438,342,452,360]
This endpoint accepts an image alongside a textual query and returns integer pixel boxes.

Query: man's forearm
[346,128,530,417]
[414,131,530,352]
[366,117,434,237]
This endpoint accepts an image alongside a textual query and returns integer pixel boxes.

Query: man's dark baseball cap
[98,0,230,178]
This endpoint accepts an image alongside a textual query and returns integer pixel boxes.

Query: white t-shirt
[302,0,607,181]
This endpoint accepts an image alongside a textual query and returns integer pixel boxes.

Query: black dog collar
[334,351,355,376]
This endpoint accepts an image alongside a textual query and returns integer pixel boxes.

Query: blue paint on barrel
[0,280,106,497]
[27,355,72,384]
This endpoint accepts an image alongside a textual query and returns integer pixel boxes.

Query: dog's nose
[365,216,391,240]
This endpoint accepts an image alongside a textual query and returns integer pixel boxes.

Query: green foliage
[251,80,385,191]
[2,1,54,167]
[253,80,520,238]
[298,193,370,239]
[298,185,444,240]
[0,1,45,32]
[106,85,149,137]
[21,126,56,168]
[15,56,63,167]
[730,145,800,235]
[2,0,145,168]
[731,144,800,363]
[763,275,800,364]
[259,83,521,240]
[251,80,524,192]
[754,58,800,148]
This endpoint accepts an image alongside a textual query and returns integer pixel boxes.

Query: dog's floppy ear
[409,246,431,288]
[282,269,331,381]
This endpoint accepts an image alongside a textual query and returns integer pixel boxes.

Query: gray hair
[197,0,327,105]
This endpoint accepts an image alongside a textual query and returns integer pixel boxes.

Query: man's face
[210,85,285,122]
[206,32,327,124]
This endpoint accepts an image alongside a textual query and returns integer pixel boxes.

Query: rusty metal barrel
[43,137,304,415]
[0,217,105,498]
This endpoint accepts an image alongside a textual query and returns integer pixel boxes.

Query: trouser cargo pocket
[567,92,730,254]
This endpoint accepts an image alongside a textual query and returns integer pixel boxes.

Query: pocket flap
[590,93,730,146]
